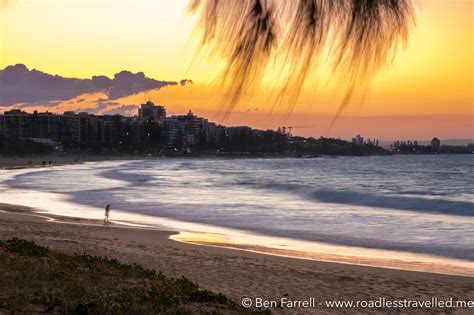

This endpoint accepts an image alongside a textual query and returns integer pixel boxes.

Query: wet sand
[0,154,144,170]
[0,204,472,314]
[172,232,474,277]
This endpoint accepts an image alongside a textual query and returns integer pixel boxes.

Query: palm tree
[189,0,415,117]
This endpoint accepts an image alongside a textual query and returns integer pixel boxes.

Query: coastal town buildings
[1,106,469,155]
[0,102,228,150]
[138,101,166,122]
[431,137,441,152]
[352,134,364,145]
[0,109,73,143]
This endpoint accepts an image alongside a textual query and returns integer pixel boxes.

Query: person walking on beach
[104,204,111,226]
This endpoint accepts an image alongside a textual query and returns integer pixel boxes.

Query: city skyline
[0,0,472,140]
[2,102,472,147]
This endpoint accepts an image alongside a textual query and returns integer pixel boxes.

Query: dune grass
[0,238,270,314]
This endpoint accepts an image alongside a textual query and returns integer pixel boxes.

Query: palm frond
[190,0,415,118]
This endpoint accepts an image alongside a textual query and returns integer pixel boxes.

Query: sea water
[1,155,473,272]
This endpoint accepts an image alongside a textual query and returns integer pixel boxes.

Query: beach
[0,203,472,314]
[0,154,147,170]
[1,156,473,313]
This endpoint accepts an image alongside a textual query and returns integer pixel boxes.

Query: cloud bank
[0,64,181,107]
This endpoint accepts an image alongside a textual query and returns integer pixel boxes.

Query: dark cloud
[77,103,112,115]
[0,64,180,107]
[107,71,176,99]
[71,101,123,115]
[97,101,120,106]
[180,79,193,86]
[103,105,140,116]
[13,100,62,109]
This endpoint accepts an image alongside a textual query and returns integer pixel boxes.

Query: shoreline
[1,190,472,278]
[1,204,473,314]
[1,203,473,279]
[0,156,474,277]
[1,157,473,278]
[0,154,156,170]
[172,232,474,278]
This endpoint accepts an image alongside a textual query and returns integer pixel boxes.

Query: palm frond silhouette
[1,0,415,122]
[189,0,415,119]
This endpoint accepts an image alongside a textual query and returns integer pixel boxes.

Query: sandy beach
[0,154,148,170]
[0,203,472,314]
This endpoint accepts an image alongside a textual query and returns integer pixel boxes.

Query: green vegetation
[0,238,270,314]
[287,137,387,156]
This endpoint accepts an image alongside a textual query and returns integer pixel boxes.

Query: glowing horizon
[0,0,472,140]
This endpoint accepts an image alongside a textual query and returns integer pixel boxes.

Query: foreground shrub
[0,238,270,314]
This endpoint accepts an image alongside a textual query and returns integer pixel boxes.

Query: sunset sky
[0,0,472,140]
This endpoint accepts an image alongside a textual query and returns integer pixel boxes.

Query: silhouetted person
[104,204,111,226]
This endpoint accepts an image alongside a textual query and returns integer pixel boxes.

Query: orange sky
[0,0,473,140]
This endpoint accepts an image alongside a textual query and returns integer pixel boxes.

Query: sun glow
[0,0,472,139]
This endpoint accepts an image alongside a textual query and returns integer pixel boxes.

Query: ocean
[1,155,473,272]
